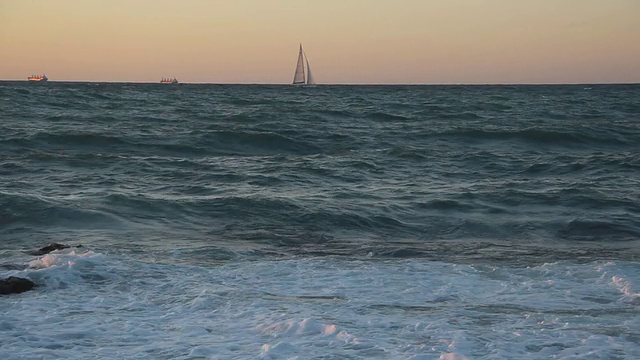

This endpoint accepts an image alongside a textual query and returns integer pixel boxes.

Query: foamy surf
[28,249,99,269]
[2,251,640,359]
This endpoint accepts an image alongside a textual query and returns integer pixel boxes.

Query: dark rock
[30,243,82,256]
[0,276,36,295]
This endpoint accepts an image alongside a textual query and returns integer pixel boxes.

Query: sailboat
[292,44,316,86]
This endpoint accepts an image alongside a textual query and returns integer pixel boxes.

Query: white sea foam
[28,250,99,269]
[611,275,640,305]
[1,251,640,359]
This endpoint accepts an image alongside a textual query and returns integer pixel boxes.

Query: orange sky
[1,0,639,84]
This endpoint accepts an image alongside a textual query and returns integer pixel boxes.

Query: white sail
[293,44,317,85]
[305,53,316,85]
[293,44,306,84]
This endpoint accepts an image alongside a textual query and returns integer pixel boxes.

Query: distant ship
[27,74,48,82]
[160,77,178,84]
[292,44,316,86]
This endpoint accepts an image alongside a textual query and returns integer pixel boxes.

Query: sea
[1,81,639,359]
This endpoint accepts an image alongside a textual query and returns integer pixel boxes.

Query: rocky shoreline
[0,243,81,295]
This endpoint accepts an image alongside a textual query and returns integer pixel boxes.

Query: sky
[1,0,639,84]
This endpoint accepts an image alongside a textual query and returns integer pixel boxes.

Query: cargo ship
[28,74,48,82]
[160,77,178,84]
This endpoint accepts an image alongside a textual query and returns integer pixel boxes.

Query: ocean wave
[1,82,639,261]
[199,130,322,155]
[0,193,122,228]
[436,127,636,146]
[33,132,130,146]
[436,112,485,120]
[366,111,410,121]
[0,132,130,152]
[1,130,324,157]
[385,147,430,161]
[558,219,640,242]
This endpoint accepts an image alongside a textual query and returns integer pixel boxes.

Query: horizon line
[1,79,639,86]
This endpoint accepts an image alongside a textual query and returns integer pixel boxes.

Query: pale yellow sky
[1,0,638,83]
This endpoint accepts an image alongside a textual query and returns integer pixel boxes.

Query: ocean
[1,82,639,359]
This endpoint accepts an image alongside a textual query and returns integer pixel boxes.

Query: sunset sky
[1,0,639,84]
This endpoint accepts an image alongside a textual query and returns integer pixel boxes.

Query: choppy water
[1,82,639,359]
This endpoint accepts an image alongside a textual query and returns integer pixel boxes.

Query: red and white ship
[160,77,178,84]
[27,74,48,82]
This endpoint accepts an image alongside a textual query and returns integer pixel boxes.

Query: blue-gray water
[1,82,639,359]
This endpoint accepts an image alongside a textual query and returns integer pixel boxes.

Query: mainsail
[293,44,315,85]
[293,45,306,84]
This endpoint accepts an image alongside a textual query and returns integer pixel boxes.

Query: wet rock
[0,276,35,295]
[29,243,82,256]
